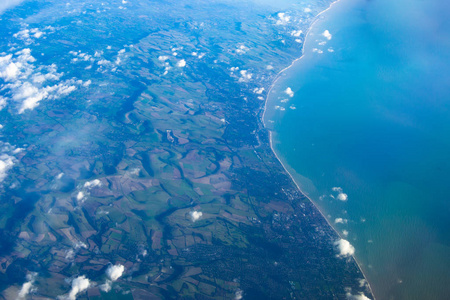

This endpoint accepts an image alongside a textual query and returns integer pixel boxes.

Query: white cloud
[359,279,367,288]
[17,272,37,300]
[276,12,290,25]
[100,264,124,292]
[332,187,343,192]
[334,218,347,224]
[312,48,324,54]
[337,193,348,201]
[236,44,249,54]
[0,142,20,183]
[322,30,332,40]
[346,291,371,300]
[0,154,15,183]
[99,280,112,293]
[235,289,243,300]
[304,8,312,13]
[253,87,264,94]
[190,211,203,222]
[285,87,294,98]
[291,30,303,37]
[0,0,24,14]
[106,264,125,281]
[73,240,87,249]
[66,276,90,300]
[65,249,75,260]
[334,239,355,257]
[84,179,101,189]
[238,70,252,82]
[289,105,296,110]
[342,230,349,236]
[0,49,81,113]
[76,191,85,202]
[328,48,335,53]
[176,59,186,67]
[13,28,46,44]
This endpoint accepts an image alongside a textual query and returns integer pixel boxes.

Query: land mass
[0,0,373,299]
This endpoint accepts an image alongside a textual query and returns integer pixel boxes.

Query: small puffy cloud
[100,264,124,293]
[176,59,186,67]
[266,65,274,70]
[359,279,367,288]
[342,230,349,237]
[346,291,371,300]
[99,281,112,293]
[0,142,20,183]
[73,240,88,249]
[0,154,15,183]
[57,275,91,300]
[322,30,332,40]
[289,105,296,110]
[304,7,312,13]
[13,28,46,44]
[66,276,90,300]
[285,87,294,98]
[332,187,343,192]
[190,211,203,222]
[236,44,249,54]
[76,191,85,202]
[17,272,37,299]
[334,239,355,257]
[276,12,290,25]
[291,30,303,37]
[65,249,75,260]
[235,289,243,300]
[328,48,335,53]
[238,70,252,82]
[84,179,101,189]
[106,264,125,282]
[253,87,264,94]
[312,48,324,54]
[337,193,348,201]
[97,59,111,66]
[334,218,347,224]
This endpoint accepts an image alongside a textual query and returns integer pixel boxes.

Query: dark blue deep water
[265,0,450,299]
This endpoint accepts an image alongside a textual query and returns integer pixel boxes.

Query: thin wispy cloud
[0,0,24,15]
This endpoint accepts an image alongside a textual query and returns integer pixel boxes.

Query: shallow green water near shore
[265,0,450,298]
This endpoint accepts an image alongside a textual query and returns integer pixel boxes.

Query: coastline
[261,0,376,298]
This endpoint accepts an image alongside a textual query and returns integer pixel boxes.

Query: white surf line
[261,0,376,299]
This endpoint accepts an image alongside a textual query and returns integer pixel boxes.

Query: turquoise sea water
[265,0,450,299]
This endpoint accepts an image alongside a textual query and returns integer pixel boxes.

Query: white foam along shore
[261,0,376,298]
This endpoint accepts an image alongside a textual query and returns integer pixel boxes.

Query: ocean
[264,0,450,299]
